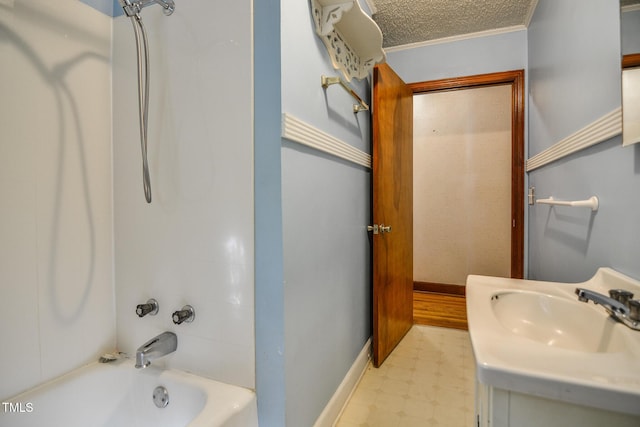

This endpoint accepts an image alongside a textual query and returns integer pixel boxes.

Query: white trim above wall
[524,0,539,27]
[622,4,640,13]
[384,25,526,53]
[526,107,622,172]
[281,113,372,169]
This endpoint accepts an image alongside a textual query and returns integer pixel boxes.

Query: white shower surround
[0,0,114,400]
[112,0,255,388]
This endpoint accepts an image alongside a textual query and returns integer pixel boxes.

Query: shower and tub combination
[0,1,258,425]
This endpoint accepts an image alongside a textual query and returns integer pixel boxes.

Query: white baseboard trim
[313,338,372,427]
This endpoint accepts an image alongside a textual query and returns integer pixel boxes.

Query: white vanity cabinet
[475,381,640,427]
[467,269,640,427]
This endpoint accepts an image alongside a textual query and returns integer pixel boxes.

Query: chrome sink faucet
[135,331,177,368]
[575,288,640,331]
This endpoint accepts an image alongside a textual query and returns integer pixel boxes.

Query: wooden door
[372,63,413,367]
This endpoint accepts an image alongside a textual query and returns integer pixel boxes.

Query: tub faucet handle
[136,298,159,317]
[172,305,195,324]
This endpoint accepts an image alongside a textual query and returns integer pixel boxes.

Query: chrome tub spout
[135,331,177,369]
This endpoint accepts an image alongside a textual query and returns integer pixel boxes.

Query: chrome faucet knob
[609,289,634,306]
[629,300,640,322]
[158,0,175,15]
[172,305,195,324]
[136,298,159,317]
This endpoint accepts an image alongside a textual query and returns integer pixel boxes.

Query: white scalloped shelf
[311,0,386,81]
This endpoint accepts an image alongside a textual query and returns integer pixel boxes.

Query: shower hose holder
[120,0,175,17]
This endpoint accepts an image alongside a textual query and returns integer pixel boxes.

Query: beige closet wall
[413,85,512,286]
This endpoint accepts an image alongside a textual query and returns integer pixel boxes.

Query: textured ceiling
[371,0,640,49]
[370,0,536,48]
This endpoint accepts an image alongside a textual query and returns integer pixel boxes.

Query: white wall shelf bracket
[311,0,385,81]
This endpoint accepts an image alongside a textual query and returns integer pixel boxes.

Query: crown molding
[384,25,526,53]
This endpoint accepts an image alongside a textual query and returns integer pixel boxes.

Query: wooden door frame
[622,53,640,69]
[408,69,525,279]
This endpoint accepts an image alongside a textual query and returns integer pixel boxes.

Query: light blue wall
[528,137,640,282]
[622,8,640,55]
[528,0,621,156]
[385,29,527,84]
[527,0,640,283]
[79,0,115,16]
[281,144,371,426]
[254,0,286,425]
[280,1,372,426]
[620,10,640,55]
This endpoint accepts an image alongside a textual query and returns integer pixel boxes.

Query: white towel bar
[536,196,599,211]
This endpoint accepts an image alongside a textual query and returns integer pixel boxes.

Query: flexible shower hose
[130,13,152,203]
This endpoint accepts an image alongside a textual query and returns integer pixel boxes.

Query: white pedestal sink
[467,268,640,426]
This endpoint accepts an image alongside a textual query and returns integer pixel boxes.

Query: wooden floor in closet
[413,291,468,330]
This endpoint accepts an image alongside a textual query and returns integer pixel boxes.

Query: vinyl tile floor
[336,325,476,427]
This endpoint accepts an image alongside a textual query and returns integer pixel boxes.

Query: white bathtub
[0,360,257,427]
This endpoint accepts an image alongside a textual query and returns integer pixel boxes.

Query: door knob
[367,224,391,234]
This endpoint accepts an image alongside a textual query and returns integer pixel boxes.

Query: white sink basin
[467,268,640,416]
[491,290,630,353]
